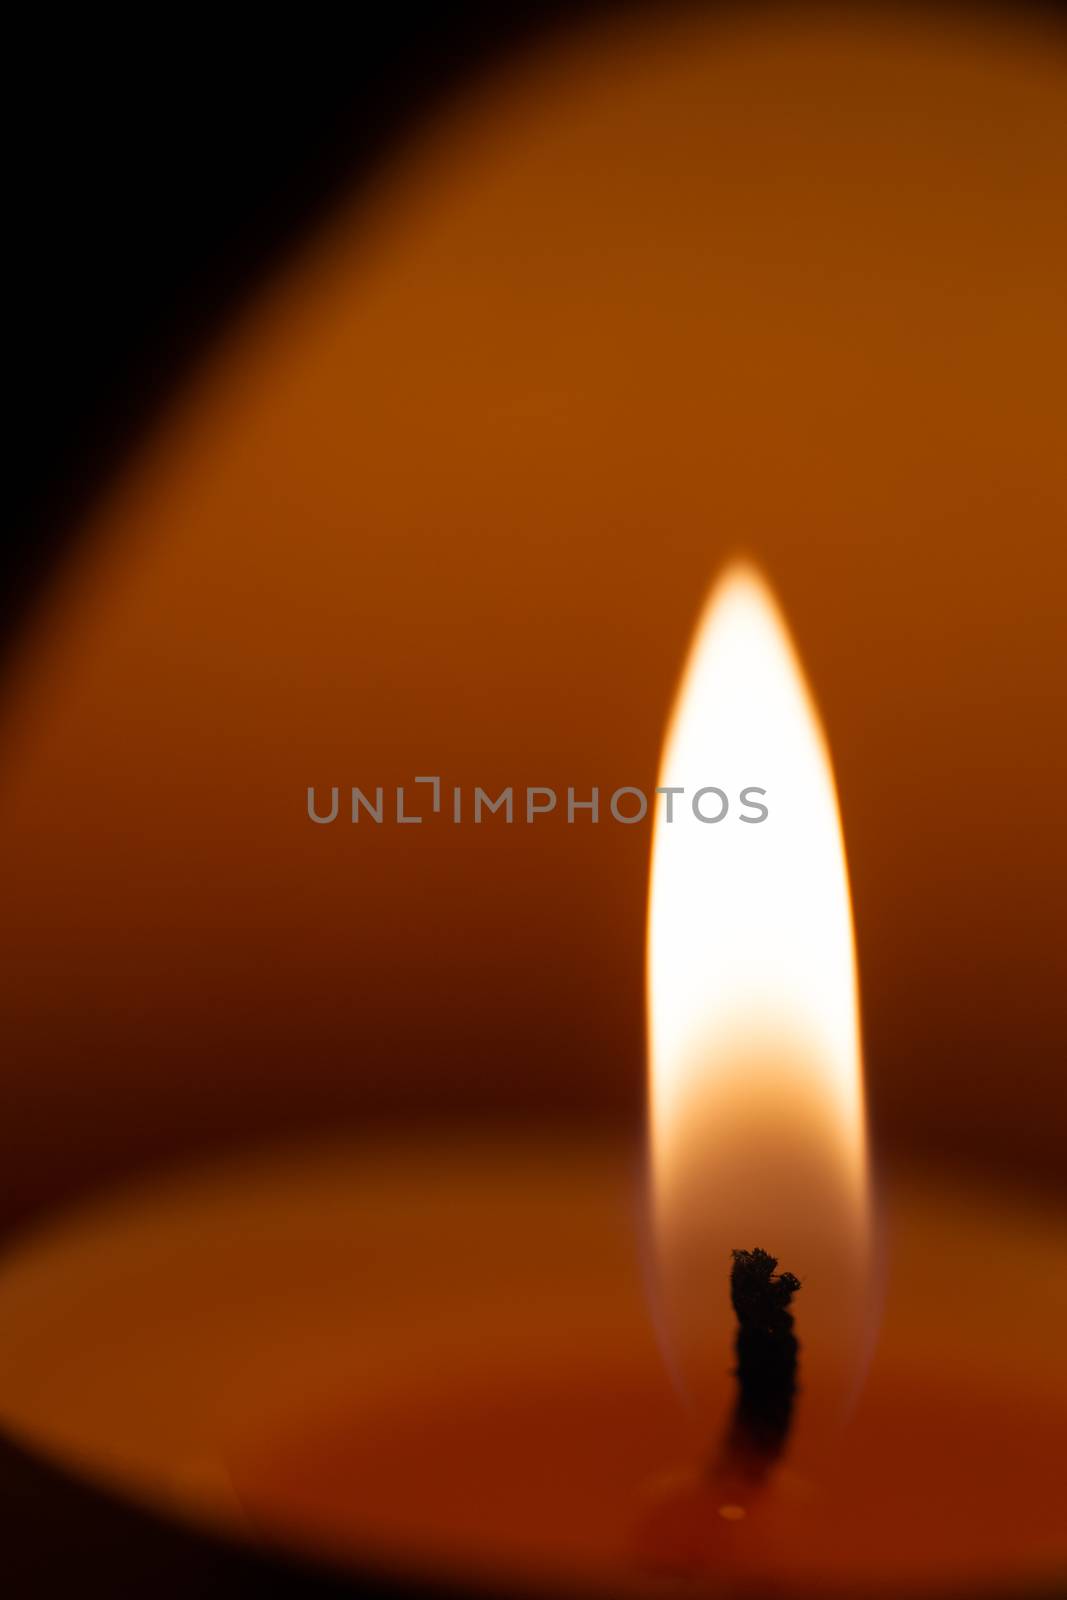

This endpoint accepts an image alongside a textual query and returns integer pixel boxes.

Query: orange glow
[647,563,873,1456]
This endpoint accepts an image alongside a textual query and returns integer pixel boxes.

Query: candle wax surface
[0,1132,1063,1596]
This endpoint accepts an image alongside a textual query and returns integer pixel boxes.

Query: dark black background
[4,4,618,671]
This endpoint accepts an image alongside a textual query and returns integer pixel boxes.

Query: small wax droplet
[717,1504,747,1522]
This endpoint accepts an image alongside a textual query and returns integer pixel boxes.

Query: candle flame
[646,561,874,1456]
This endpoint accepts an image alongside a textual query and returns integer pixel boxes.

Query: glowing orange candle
[0,568,1063,1596]
[0,9,1064,1596]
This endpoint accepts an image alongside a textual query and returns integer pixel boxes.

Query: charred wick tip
[722,1248,801,1481]
[730,1247,801,1329]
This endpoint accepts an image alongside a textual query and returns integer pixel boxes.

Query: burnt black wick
[722,1247,801,1480]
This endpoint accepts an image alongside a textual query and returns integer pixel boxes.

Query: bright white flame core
[647,562,872,1447]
